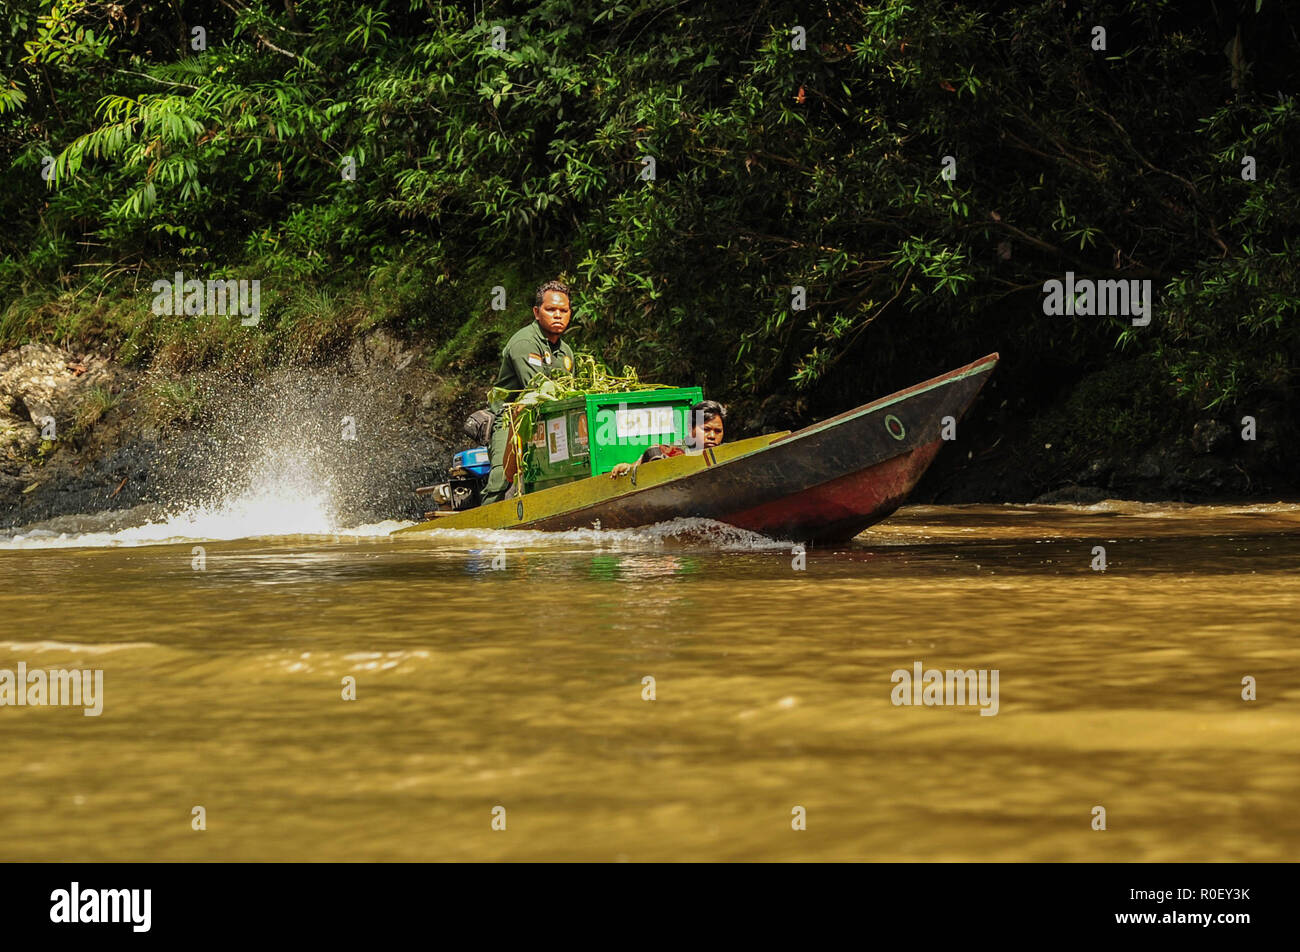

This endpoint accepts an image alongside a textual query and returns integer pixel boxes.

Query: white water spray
[130,447,340,542]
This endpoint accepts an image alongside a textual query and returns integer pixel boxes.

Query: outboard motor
[447,446,491,509]
[420,446,490,513]
[417,409,496,515]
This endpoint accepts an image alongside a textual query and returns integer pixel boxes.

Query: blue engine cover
[453,447,491,476]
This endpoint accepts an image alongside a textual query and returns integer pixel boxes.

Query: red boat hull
[722,439,944,542]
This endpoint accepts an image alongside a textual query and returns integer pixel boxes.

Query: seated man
[609,400,726,477]
[481,280,577,505]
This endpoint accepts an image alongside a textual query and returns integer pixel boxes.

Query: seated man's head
[533,280,572,342]
[688,400,726,449]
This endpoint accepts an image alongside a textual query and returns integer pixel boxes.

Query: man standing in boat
[480,280,577,505]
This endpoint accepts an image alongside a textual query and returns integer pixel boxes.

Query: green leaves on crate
[503,352,669,494]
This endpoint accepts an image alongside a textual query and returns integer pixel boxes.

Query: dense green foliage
[2,1,1297,449]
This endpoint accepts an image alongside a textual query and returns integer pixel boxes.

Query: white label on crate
[614,406,675,439]
[547,417,569,462]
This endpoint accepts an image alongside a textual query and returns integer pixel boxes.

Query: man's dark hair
[534,280,571,307]
[689,400,726,425]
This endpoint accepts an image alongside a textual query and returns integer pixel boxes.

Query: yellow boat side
[392,432,788,533]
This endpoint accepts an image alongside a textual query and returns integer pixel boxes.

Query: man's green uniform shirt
[490,322,576,411]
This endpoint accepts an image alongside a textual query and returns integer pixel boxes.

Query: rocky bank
[0,329,488,532]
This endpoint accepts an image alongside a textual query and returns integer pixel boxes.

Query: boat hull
[394,353,998,542]
[721,440,944,542]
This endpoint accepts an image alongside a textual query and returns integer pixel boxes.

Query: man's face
[534,291,571,339]
[692,415,724,449]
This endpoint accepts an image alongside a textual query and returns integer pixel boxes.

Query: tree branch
[216,0,308,61]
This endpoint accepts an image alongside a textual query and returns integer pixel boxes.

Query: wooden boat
[393,353,998,543]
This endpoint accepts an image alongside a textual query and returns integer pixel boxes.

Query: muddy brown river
[1,501,1297,861]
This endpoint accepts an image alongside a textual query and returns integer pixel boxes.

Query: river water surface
[2,501,1297,861]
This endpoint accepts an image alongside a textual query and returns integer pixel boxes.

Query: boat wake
[387,517,793,552]
[0,502,787,552]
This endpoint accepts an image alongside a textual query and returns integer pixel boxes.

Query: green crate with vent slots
[522,387,704,493]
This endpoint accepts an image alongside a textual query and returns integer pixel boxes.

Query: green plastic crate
[521,395,590,492]
[522,387,704,492]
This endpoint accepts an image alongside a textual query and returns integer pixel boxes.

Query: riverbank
[0,328,482,529]
[2,325,1292,532]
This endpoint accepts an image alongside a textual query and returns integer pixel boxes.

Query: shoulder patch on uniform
[563,354,573,371]
[526,353,544,367]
